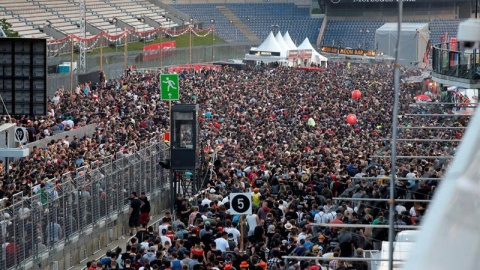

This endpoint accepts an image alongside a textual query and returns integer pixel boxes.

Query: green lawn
[88,33,224,55]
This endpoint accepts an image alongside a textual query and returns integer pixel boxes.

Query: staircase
[216,6,260,43]
[316,15,327,47]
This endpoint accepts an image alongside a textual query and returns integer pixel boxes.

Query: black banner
[249,50,281,57]
[321,46,376,57]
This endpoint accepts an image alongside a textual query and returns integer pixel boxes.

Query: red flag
[444,31,448,44]
[424,40,431,66]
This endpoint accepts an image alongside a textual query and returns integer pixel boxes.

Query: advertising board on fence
[288,49,313,59]
[321,46,376,57]
[143,41,177,61]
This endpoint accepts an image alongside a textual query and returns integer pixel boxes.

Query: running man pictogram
[163,77,177,92]
[160,74,179,100]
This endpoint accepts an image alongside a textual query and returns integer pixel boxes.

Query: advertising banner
[321,46,376,56]
[143,41,177,61]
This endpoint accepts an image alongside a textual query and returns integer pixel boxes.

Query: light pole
[189,17,193,65]
[270,24,279,33]
[360,29,370,49]
[45,20,51,37]
[365,29,370,50]
[159,22,163,68]
[211,19,215,62]
[110,17,118,53]
[230,19,237,43]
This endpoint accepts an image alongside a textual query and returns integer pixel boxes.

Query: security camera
[457,19,480,49]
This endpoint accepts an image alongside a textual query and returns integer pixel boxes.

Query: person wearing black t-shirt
[128,192,142,236]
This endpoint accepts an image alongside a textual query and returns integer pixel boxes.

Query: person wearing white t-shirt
[201,194,212,206]
[224,220,240,244]
[409,206,417,217]
[396,203,407,215]
[314,208,327,224]
[158,218,170,236]
[214,232,230,253]
[160,234,171,246]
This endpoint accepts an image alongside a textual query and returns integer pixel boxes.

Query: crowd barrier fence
[0,141,170,270]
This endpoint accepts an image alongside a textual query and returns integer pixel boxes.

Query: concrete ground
[71,211,165,270]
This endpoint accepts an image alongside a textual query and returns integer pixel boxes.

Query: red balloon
[352,90,362,100]
[346,114,357,125]
[214,123,220,129]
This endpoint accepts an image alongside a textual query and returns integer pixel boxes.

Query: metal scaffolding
[79,0,86,73]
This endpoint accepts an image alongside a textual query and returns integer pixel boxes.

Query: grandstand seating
[172,3,322,44]
[108,0,176,28]
[172,4,249,42]
[0,0,177,39]
[0,10,48,39]
[404,19,461,43]
[321,19,462,49]
[321,20,387,49]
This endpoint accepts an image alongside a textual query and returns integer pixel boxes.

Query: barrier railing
[0,141,169,270]
[431,42,480,80]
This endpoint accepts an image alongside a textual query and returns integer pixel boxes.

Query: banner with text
[143,41,177,61]
[288,49,313,59]
[320,46,376,57]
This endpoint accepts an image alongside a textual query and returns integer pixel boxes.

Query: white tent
[375,23,429,68]
[275,32,289,57]
[283,31,297,50]
[244,31,287,64]
[297,37,328,66]
[255,31,282,54]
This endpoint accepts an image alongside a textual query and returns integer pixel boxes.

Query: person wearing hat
[224,264,234,270]
[284,222,294,231]
[142,246,157,264]
[239,261,249,270]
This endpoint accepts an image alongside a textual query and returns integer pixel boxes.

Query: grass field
[88,33,224,55]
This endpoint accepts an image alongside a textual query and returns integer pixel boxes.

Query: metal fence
[0,141,170,270]
[432,42,480,80]
[47,44,252,95]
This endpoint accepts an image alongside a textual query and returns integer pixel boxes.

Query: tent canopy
[255,31,282,53]
[283,31,297,50]
[275,32,289,57]
[375,23,429,67]
[298,37,328,62]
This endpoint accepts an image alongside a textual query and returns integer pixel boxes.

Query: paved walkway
[71,211,165,270]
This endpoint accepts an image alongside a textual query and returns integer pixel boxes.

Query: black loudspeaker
[0,38,47,116]
[170,104,200,170]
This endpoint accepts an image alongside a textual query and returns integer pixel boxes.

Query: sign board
[230,193,252,215]
[321,46,376,56]
[160,74,179,100]
[14,127,28,143]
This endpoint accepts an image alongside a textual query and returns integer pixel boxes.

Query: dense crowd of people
[0,61,470,270]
